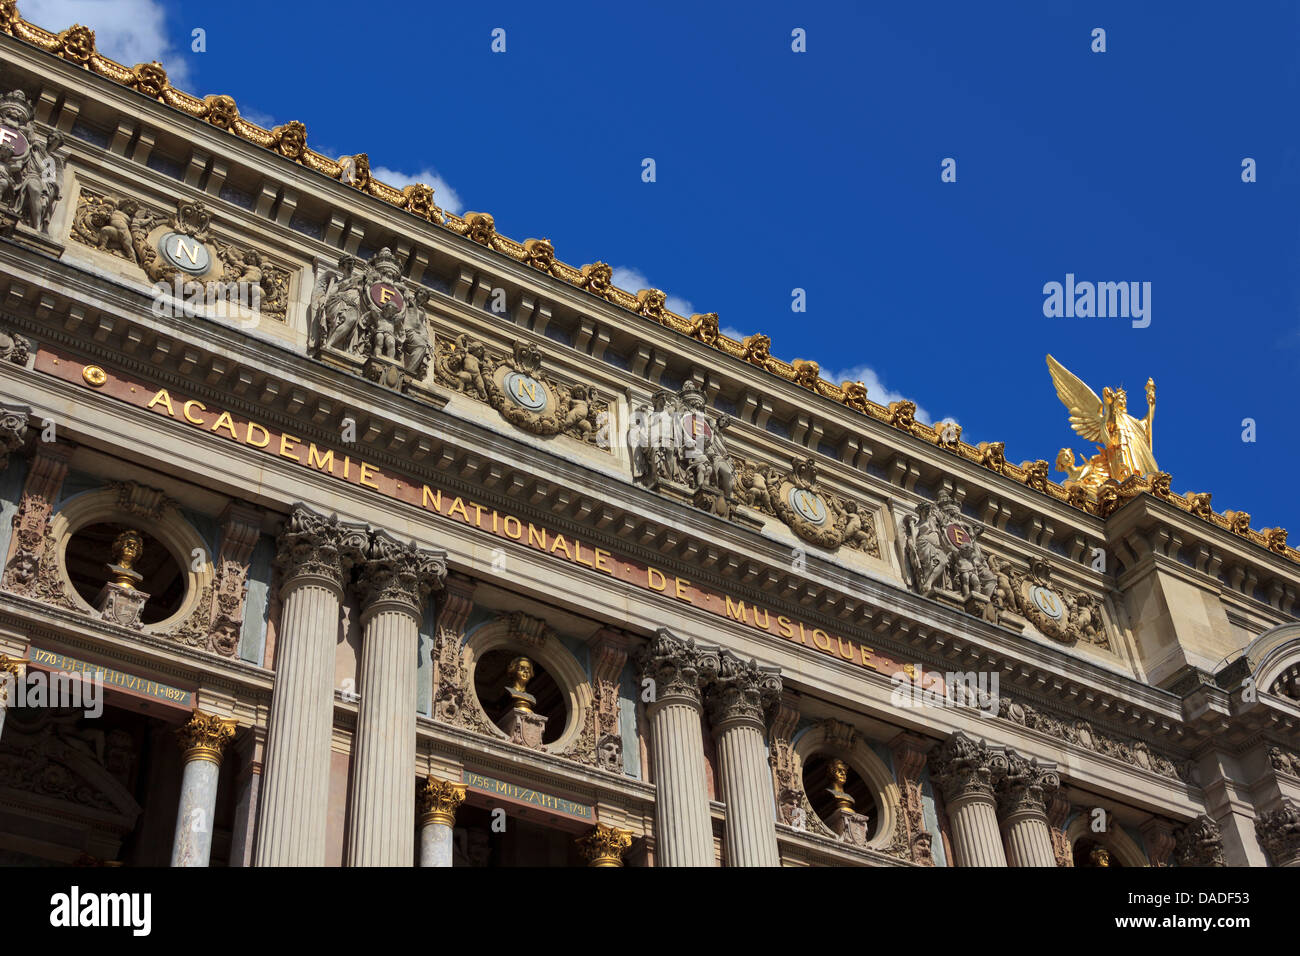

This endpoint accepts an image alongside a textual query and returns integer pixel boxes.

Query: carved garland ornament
[735,456,880,556]
[70,190,291,319]
[435,334,609,447]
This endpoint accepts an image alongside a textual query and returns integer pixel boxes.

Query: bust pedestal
[498,708,547,750]
[827,806,872,848]
[96,582,150,629]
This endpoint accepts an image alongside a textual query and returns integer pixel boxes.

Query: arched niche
[48,488,215,634]
[1065,814,1148,867]
[791,720,901,852]
[461,613,593,754]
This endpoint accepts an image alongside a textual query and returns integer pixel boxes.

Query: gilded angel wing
[1046,354,1104,444]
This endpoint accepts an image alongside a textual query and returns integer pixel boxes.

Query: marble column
[1255,801,1300,867]
[417,775,466,867]
[996,750,1060,867]
[578,823,634,867]
[0,656,21,739]
[930,732,1009,867]
[228,729,264,867]
[255,506,368,867]
[706,650,782,867]
[637,629,718,867]
[170,711,238,867]
[346,531,446,867]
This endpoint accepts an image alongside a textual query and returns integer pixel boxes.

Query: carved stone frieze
[435,335,609,447]
[901,491,998,617]
[2,445,77,610]
[71,190,291,318]
[996,693,1190,782]
[308,248,430,389]
[1267,745,1300,778]
[629,382,741,519]
[0,88,66,234]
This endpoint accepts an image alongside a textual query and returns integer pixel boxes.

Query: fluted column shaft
[170,711,236,867]
[714,716,780,866]
[346,531,447,867]
[947,792,1007,866]
[1001,809,1058,866]
[647,693,715,866]
[255,574,343,865]
[255,506,368,867]
[707,650,782,867]
[347,602,420,865]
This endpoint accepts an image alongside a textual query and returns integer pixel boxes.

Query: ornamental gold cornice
[176,710,237,764]
[3,4,1295,566]
[417,774,466,827]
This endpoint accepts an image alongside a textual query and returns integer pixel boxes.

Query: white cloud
[826,363,938,426]
[23,0,192,86]
[720,326,746,340]
[611,265,693,316]
[371,166,463,216]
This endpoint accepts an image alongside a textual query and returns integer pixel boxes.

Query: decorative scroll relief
[988,556,1111,649]
[0,88,66,235]
[734,456,880,557]
[70,190,291,320]
[434,335,610,449]
[309,248,434,392]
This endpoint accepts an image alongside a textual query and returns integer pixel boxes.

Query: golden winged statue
[1046,355,1156,492]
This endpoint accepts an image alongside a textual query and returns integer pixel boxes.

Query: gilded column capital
[577,823,634,867]
[635,629,718,707]
[705,650,781,729]
[1255,800,1300,866]
[995,749,1060,818]
[354,529,447,618]
[417,774,467,827]
[274,504,369,592]
[929,732,1009,803]
[0,404,28,470]
[176,711,238,765]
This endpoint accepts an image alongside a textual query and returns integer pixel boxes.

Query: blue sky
[27,0,1300,531]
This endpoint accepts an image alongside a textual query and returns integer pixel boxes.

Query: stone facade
[0,4,1294,869]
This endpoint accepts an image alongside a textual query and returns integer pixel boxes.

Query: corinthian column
[706,650,782,867]
[346,531,447,867]
[637,629,718,867]
[417,774,466,867]
[996,750,1060,867]
[255,506,368,867]
[1256,801,1300,867]
[577,823,634,867]
[170,711,237,867]
[930,733,1009,867]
